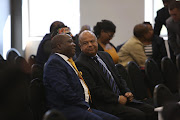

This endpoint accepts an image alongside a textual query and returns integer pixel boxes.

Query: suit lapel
[55,54,81,82]
[82,53,113,89]
[97,52,120,87]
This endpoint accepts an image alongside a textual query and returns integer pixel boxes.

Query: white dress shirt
[55,53,89,102]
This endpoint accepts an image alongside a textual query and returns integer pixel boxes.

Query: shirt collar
[91,54,98,59]
[55,53,69,61]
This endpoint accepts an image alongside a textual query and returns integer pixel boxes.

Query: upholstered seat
[115,63,134,93]
[161,57,178,93]
[153,84,177,107]
[145,58,163,95]
[127,61,148,100]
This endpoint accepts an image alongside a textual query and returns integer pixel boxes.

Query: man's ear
[57,44,61,50]
[79,43,82,51]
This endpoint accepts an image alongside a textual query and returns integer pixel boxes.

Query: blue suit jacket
[43,54,89,112]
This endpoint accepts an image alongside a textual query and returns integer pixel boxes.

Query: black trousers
[97,100,157,120]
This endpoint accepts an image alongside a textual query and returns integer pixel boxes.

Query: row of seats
[115,57,180,107]
[0,48,46,120]
[1,48,180,119]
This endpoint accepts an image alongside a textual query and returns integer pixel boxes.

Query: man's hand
[87,107,92,112]
[118,95,127,105]
[125,92,134,102]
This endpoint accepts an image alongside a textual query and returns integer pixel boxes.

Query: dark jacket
[75,51,130,108]
[36,34,52,68]
[154,7,170,36]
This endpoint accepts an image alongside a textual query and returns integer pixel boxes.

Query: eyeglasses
[105,32,114,38]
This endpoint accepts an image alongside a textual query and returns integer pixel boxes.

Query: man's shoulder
[75,52,86,62]
[157,7,164,14]
[46,54,62,64]
[97,51,112,60]
[157,7,167,14]
[166,17,174,26]
[76,51,110,64]
[39,34,51,46]
[42,34,51,41]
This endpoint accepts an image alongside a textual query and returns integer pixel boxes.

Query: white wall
[0,0,11,58]
[80,0,144,47]
[24,0,145,59]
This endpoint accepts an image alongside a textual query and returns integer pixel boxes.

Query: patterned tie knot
[92,56,99,63]
[68,58,74,65]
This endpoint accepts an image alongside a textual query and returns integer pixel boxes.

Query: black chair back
[43,109,66,120]
[0,54,7,71]
[31,64,43,80]
[115,64,134,93]
[153,84,177,107]
[127,61,148,100]
[6,48,21,64]
[161,57,178,93]
[145,58,163,95]
[15,56,31,74]
[28,54,36,68]
[176,54,180,71]
[29,78,47,120]
[0,54,4,62]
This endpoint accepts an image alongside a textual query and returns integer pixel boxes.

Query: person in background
[143,22,167,69]
[43,34,120,120]
[166,1,180,56]
[118,23,150,69]
[76,30,157,120]
[154,0,173,36]
[36,21,65,68]
[74,25,91,59]
[93,19,119,64]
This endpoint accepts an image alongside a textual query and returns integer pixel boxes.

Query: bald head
[79,30,97,44]
[79,25,91,34]
[51,34,75,57]
[133,24,149,39]
[51,34,65,49]
[79,30,98,57]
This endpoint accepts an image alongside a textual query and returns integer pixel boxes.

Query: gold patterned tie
[68,58,92,102]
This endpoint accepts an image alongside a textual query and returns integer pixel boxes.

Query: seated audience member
[43,34,119,120]
[36,21,65,68]
[166,1,180,56]
[76,30,157,120]
[50,25,74,39]
[143,22,167,68]
[74,25,91,59]
[154,0,172,36]
[162,102,180,120]
[118,23,149,68]
[93,19,119,64]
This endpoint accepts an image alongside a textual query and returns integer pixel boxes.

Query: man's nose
[87,42,93,46]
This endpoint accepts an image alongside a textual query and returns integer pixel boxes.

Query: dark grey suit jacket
[75,51,130,108]
[166,17,180,55]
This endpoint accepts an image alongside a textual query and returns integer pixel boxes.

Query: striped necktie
[68,58,92,102]
[93,56,120,95]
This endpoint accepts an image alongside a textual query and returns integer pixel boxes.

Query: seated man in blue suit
[75,30,157,120]
[43,34,120,120]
